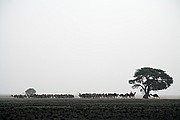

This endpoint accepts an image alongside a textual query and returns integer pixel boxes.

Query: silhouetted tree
[25,88,36,97]
[129,67,173,99]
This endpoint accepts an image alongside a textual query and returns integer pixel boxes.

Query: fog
[0,0,180,97]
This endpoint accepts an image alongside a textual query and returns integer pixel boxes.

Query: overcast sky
[0,0,180,96]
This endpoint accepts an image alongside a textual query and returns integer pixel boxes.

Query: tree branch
[132,84,145,91]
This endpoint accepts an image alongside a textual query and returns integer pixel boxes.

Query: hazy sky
[0,0,180,96]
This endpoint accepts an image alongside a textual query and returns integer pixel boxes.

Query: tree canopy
[129,67,173,99]
[25,88,36,97]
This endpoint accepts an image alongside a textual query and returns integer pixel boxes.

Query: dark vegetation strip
[0,99,180,120]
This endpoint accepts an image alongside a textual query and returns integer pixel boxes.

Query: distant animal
[119,93,128,98]
[150,94,160,99]
[119,94,124,98]
[119,92,134,98]
[129,92,136,98]
[124,93,130,98]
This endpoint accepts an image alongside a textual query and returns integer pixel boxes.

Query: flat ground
[0,98,180,120]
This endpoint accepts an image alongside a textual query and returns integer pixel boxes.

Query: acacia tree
[129,67,173,99]
[25,88,36,97]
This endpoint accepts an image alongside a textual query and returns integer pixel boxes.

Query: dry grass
[0,98,180,120]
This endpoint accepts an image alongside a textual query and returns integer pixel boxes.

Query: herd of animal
[79,92,136,98]
[12,94,74,99]
[79,92,160,99]
[12,92,160,99]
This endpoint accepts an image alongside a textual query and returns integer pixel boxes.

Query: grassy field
[0,98,180,120]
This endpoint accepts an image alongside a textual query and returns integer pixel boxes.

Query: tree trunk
[143,86,150,99]
[143,92,149,99]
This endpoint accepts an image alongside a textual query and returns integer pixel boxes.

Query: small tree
[129,67,173,99]
[25,88,36,97]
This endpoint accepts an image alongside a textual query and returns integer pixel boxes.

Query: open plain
[0,98,180,120]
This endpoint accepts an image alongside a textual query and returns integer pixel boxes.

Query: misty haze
[0,0,180,119]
